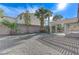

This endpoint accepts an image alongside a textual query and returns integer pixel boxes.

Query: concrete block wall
[0,24,40,35]
[0,24,10,35]
[17,24,40,34]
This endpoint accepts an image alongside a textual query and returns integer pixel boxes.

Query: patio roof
[54,17,78,24]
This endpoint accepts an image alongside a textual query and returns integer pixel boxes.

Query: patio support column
[55,25,57,33]
[64,24,68,34]
[49,22,52,33]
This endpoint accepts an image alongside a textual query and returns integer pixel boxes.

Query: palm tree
[45,10,52,33]
[0,9,4,23]
[1,19,17,35]
[0,8,4,17]
[53,14,63,21]
[53,14,63,32]
[35,7,52,32]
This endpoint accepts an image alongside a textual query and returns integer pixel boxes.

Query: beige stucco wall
[30,13,40,25]
[16,13,40,25]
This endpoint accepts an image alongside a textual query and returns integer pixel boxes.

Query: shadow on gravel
[0,42,23,55]
[0,34,39,55]
[37,35,79,55]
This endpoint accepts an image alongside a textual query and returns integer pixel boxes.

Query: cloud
[0,3,69,17]
[57,3,68,10]
[53,3,68,13]
[0,4,39,17]
[0,4,26,17]
[26,5,39,13]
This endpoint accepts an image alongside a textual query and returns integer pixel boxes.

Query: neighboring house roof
[69,26,79,31]
[0,16,16,23]
[54,17,78,24]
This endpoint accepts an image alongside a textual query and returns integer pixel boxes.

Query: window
[20,16,22,20]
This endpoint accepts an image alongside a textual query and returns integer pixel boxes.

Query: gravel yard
[2,35,60,55]
[0,33,79,55]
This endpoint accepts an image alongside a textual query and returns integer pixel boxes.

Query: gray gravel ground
[1,34,61,55]
[1,33,79,55]
[38,34,79,55]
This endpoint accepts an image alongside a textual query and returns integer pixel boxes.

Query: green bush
[1,19,17,35]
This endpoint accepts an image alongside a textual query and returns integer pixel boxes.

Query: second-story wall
[16,13,40,25]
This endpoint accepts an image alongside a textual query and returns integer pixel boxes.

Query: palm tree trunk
[40,17,45,32]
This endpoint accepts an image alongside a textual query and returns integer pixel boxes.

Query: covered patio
[49,17,79,34]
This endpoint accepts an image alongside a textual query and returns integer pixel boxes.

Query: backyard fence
[0,24,40,35]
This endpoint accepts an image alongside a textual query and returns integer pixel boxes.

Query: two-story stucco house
[0,12,40,35]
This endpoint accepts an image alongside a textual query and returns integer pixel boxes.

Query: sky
[0,3,78,19]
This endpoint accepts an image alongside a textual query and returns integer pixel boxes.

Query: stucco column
[64,24,68,34]
[55,25,57,33]
[64,24,66,34]
[49,22,52,33]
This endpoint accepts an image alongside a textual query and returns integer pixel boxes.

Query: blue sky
[0,3,78,19]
